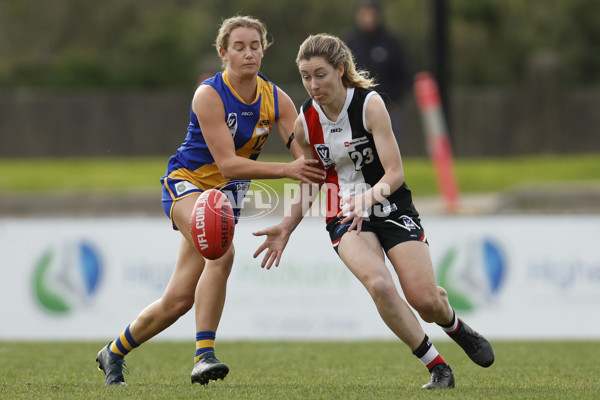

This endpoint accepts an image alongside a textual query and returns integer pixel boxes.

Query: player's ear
[337,63,345,79]
[219,47,228,63]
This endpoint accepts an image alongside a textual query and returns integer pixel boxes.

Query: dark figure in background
[344,0,412,144]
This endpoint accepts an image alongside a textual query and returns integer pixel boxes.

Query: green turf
[0,340,598,399]
[0,154,599,195]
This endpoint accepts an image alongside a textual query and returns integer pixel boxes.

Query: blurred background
[1,0,599,158]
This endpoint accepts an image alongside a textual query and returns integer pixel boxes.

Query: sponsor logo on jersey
[255,120,271,136]
[330,127,342,133]
[234,181,251,192]
[345,136,370,151]
[256,127,270,136]
[315,144,334,168]
[382,203,398,214]
[241,111,253,116]
[176,181,199,195]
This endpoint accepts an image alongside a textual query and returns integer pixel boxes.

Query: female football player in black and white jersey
[254,33,494,390]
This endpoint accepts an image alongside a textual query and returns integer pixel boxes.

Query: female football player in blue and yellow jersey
[96,16,326,386]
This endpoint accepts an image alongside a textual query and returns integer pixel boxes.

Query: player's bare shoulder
[364,92,392,134]
[193,83,223,118]
[193,83,219,104]
[293,116,308,146]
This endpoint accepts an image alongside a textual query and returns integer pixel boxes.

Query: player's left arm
[275,86,303,159]
[253,116,323,269]
[338,93,405,228]
[366,93,406,197]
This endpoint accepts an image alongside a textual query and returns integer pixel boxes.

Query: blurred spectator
[344,0,413,144]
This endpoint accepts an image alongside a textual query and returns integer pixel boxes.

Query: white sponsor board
[0,215,599,341]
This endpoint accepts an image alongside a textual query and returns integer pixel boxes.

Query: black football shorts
[326,212,429,255]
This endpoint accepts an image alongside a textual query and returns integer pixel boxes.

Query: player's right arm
[252,116,323,269]
[193,84,326,184]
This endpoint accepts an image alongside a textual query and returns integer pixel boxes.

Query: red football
[189,189,235,260]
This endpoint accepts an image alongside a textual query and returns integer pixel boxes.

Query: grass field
[0,154,599,195]
[1,340,598,399]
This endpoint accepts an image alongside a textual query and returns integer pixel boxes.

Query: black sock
[412,335,446,370]
[439,310,460,335]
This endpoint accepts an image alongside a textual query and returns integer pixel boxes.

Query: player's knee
[221,258,234,275]
[365,275,397,303]
[164,294,195,317]
[406,291,443,322]
[207,256,234,277]
[211,247,234,271]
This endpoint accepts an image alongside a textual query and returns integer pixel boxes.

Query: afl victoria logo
[315,144,334,168]
[227,113,238,137]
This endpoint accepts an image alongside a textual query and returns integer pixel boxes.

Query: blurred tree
[450,0,600,87]
[0,0,598,89]
[0,0,215,88]
[561,0,600,84]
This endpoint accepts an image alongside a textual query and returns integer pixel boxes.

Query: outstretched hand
[286,158,326,185]
[252,224,292,269]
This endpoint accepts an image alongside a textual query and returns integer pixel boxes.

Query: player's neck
[224,70,258,104]
[321,87,347,121]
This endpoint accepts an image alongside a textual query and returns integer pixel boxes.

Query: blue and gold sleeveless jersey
[161,71,279,221]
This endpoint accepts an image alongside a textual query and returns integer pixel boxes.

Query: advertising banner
[1,215,599,341]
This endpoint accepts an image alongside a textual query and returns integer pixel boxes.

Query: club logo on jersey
[400,215,419,230]
[227,113,238,137]
[314,144,334,168]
